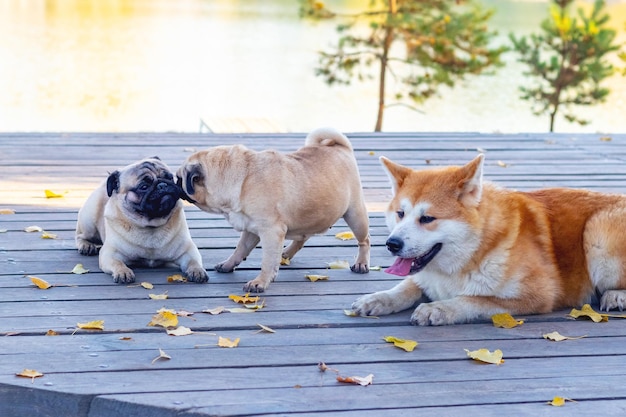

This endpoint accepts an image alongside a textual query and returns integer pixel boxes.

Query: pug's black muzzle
[132,178,181,219]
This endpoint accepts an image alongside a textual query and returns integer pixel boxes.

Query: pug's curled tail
[305,127,353,150]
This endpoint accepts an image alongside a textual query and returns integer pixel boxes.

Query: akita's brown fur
[352,154,626,325]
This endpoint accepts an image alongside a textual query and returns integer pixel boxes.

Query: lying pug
[176,127,371,292]
[76,156,208,284]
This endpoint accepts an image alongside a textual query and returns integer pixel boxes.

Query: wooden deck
[2,131,626,416]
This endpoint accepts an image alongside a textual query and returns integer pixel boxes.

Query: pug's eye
[396,210,405,219]
[138,177,153,190]
[419,215,436,224]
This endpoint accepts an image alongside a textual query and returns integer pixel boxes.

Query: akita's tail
[305,127,353,150]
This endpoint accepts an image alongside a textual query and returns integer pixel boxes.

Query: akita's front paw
[600,290,626,311]
[351,292,397,317]
[411,302,458,326]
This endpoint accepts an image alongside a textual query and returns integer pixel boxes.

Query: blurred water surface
[1,0,625,133]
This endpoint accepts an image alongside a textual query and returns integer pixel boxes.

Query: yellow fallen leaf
[328,260,350,269]
[149,292,168,300]
[16,369,44,382]
[569,304,606,323]
[151,348,171,364]
[44,189,65,198]
[497,160,508,167]
[601,312,626,319]
[77,320,104,330]
[140,282,154,289]
[599,136,612,142]
[343,309,358,317]
[547,396,576,406]
[202,306,226,315]
[336,374,373,386]
[41,231,57,239]
[368,151,375,156]
[229,293,260,304]
[256,323,276,333]
[166,326,194,336]
[306,274,329,282]
[383,336,418,352]
[29,276,52,289]
[45,330,59,336]
[0,208,15,215]
[491,313,524,329]
[71,264,89,274]
[464,348,504,365]
[24,225,43,233]
[218,336,240,348]
[543,331,587,342]
[147,310,178,328]
[167,274,187,283]
[335,231,355,241]
[280,257,291,266]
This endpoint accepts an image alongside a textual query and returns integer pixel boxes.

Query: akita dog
[352,154,626,325]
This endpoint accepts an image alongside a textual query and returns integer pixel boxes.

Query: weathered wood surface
[1,131,626,417]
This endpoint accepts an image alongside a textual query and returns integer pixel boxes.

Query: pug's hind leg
[343,204,371,274]
[216,231,260,273]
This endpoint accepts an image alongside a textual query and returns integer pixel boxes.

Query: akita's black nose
[386,237,403,254]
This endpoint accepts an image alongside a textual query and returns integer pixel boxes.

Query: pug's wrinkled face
[107,158,184,221]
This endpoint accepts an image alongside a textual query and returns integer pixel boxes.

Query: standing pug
[177,127,370,292]
[76,157,208,283]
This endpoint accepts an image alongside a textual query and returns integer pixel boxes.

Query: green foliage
[509,0,620,132]
[299,0,506,131]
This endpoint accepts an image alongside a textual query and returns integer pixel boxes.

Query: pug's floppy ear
[106,171,121,197]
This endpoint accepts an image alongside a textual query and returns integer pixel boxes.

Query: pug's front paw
[112,266,136,283]
[186,266,209,283]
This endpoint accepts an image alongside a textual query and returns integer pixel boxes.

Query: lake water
[1,0,625,133]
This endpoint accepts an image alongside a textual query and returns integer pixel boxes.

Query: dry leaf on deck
[547,396,576,406]
[77,320,105,330]
[599,136,612,142]
[140,282,154,290]
[328,260,350,269]
[149,292,168,300]
[280,257,291,266]
[45,330,59,336]
[464,348,504,365]
[24,225,43,233]
[496,160,508,167]
[41,231,57,239]
[147,310,178,328]
[176,310,195,318]
[44,189,65,198]
[491,313,524,329]
[16,369,44,382]
[227,307,257,313]
[569,304,606,323]
[151,348,171,364]
[71,264,89,274]
[244,301,265,310]
[335,231,355,241]
[306,274,329,282]
[202,306,226,315]
[229,293,260,304]
[119,336,133,341]
[167,274,187,283]
[0,208,15,215]
[218,336,240,348]
[256,323,275,333]
[29,276,52,289]
[543,331,586,342]
[383,336,418,352]
[166,326,194,336]
[336,374,373,386]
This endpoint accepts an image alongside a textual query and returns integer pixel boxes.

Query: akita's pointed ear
[380,156,412,195]
[457,154,484,207]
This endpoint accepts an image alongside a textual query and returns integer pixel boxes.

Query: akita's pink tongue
[384,257,414,276]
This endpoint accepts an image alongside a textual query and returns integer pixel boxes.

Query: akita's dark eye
[396,210,405,219]
[419,215,436,224]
